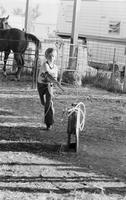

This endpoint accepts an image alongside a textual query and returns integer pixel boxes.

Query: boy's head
[45,48,57,62]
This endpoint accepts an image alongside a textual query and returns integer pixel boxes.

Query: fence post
[0,52,2,61]
[59,43,64,84]
[110,48,116,88]
[68,43,78,70]
[123,47,126,92]
[112,48,116,73]
[32,45,39,89]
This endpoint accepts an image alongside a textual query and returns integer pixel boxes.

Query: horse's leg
[14,53,24,81]
[3,50,10,76]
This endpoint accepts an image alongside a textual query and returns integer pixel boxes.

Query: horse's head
[0,15,11,29]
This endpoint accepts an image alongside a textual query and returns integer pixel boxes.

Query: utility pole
[24,0,29,32]
[68,0,81,69]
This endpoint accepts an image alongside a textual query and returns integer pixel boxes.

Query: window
[108,21,120,34]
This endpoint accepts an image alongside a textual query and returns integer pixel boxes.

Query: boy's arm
[44,72,64,92]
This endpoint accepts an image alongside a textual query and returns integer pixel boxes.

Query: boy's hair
[45,48,57,58]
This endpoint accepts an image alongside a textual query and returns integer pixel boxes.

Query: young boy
[37,48,58,130]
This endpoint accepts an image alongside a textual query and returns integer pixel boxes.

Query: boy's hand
[44,72,64,92]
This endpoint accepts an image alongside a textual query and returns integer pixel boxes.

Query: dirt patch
[0,78,126,199]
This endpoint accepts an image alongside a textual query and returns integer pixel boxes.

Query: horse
[0,15,11,29]
[0,16,41,80]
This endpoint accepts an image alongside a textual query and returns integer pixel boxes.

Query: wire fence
[57,1,126,40]
[0,36,126,91]
[39,38,97,79]
[0,41,36,70]
[87,39,126,72]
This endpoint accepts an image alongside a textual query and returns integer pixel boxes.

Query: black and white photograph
[0,0,126,199]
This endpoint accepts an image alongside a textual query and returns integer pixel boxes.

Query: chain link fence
[39,39,97,85]
[87,37,126,92]
[1,36,126,92]
[87,39,126,72]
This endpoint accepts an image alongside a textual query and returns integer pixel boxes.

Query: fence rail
[87,36,126,71]
[0,36,126,91]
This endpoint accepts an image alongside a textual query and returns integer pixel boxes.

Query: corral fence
[87,36,126,71]
[0,37,94,88]
[86,35,126,92]
[37,37,126,91]
[39,38,97,86]
[0,36,126,91]
[0,40,38,88]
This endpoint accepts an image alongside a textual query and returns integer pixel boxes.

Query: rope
[67,102,86,132]
[44,101,52,117]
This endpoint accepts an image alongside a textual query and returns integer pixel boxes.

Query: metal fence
[0,40,38,87]
[1,36,126,89]
[0,41,36,72]
[39,38,97,82]
[87,37,126,72]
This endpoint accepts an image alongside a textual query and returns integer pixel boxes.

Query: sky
[1,0,124,39]
[0,0,60,24]
[1,0,124,25]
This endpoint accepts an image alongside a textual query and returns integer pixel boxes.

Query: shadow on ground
[0,125,126,196]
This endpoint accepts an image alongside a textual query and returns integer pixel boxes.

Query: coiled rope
[67,102,86,132]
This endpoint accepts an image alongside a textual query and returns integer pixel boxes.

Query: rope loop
[67,102,86,132]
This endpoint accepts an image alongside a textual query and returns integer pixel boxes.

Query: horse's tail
[25,33,41,49]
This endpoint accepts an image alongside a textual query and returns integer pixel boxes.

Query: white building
[56,0,126,71]
[56,0,126,39]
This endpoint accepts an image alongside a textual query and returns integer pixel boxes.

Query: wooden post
[68,0,81,70]
[110,48,116,88]
[123,47,126,92]
[32,46,39,89]
[24,0,29,32]
[112,48,116,74]
[59,43,64,84]
[0,52,2,61]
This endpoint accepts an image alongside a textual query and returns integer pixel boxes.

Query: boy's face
[47,50,57,63]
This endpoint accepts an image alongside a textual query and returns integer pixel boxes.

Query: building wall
[56,0,126,39]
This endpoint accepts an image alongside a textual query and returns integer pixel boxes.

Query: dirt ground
[0,75,126,199]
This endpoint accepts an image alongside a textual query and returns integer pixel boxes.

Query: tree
[0,6,6,16]
[13,4,41,32]
[13,8,24,17]
[30,4,41,20]
[28,4,41,32]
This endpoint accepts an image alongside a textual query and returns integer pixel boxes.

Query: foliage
[13,4,41,19]
[81,73,97,86]
[13,4,41,32]
[62,70,76,84]
[62,70,82,86]
[0,6,6,16]
[81,71,124,93]
[13,8,24,17]
[30,4,41,19]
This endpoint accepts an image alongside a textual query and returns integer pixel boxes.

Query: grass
[81,71,124,93]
